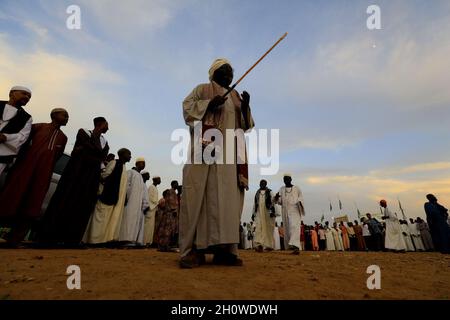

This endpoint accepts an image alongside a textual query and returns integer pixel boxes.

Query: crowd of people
[0,85,181,251]
[1,58,450,270]
[243,178,450,255]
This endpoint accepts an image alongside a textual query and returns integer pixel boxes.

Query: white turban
[135,157,145,163]
[208,58,231,81]
[10,86,32,95]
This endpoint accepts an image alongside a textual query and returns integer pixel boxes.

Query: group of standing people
[0,85,181,251]
[2,56,449,272]
[242,195,449,254]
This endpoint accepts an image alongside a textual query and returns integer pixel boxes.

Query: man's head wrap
[10,86,32,95]
[208,58,231,81]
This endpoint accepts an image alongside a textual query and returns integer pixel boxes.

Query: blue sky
[1,0,449,223]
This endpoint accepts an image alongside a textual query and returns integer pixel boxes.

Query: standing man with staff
[179,58,255,268]
[179,33,287,268]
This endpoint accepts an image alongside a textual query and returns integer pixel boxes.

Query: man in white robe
[252,179,276,252]
[119,157,149,246]
[380,200,407,252]
[400,220,415,251]
[275,174,305,255]
[408,218,425,251]
[144,176,160,246]
[332,222,344,251]
[179,58,254,268]
[83,148,131,245]
[0,86,33,176]
[324,223,335,251]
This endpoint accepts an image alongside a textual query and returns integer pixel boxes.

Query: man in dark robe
[424,194,450,254]
[0,108,68,247]
[38,117,109,247]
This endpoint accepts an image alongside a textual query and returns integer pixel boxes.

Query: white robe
[408,222,425,251]
[277,185,304,250]
[0,104,32,175]
[243,226,252,249]
[119,169,148,244]
[83,160,127,244]
[325,228,335,251]
[401,224,415,251]
[383,208,407,251]
[144,184,158,245]
[253,190,275,249]
[179,81,255,258]
[273,227,281,250]
[332,228,344,251]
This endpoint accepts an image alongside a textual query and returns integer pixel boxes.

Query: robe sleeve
[182,84,211,127]
[55,135,67,162]
[3,116,33,154]
[149,186,159,211]
[276,188,283,206]
[101,160,116,180]
[296,186,305,216]
[126,170,134,199]
[142,186,150,212]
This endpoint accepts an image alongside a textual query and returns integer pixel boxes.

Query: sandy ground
[0,248,449,300]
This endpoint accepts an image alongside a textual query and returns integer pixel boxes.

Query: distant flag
[320,213,325,223]
[339,198,343,210]
[329,201,333,212]
[357,208,362,219]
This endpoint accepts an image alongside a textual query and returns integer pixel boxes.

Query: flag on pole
[357,208,362,219]
[320,213,325,223]
[339,199,343,210]
[329,201,332,212]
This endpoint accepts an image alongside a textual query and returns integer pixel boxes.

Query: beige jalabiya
[144,184,159,245]
[253,189,276,249]
[179,81,254,258]
[83,160,127,244]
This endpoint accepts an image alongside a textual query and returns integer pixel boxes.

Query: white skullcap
[209,58,231,81]
[135,157,145,163]
[152,175,160,179]
[10,86,32,95]
[141,171,149,175]
[283,173,292,177]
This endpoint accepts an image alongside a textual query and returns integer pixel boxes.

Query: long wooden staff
[222,32,288,98]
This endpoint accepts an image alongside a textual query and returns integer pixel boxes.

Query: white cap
[283,173,292,177]
[135,157,145,163]
[152,175,161,179]
[10,86,32,95]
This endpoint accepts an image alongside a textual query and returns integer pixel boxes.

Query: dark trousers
[319,239,326,250]
[371,233,383,251]
[364,236,372,251]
